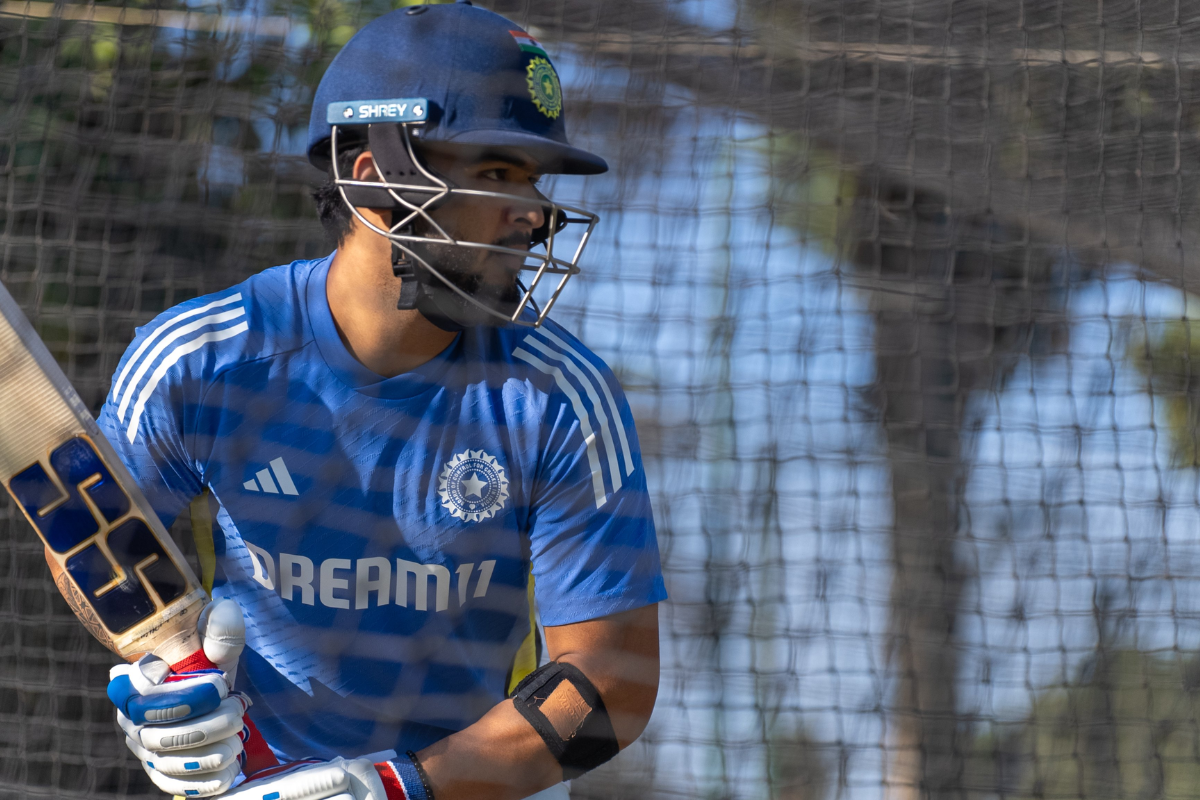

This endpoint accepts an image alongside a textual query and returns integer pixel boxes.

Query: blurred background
[6,0,1200,797]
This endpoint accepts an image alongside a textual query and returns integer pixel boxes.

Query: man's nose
[509,195,546,231]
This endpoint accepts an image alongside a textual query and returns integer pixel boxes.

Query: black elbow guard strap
[512,661,620,779]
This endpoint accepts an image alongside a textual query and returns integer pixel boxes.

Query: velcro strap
[512,661,620,780]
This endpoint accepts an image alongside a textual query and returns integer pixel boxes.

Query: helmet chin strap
[391,244,467,333]
[392,246,420,310]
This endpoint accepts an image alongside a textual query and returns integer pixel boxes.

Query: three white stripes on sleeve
[514,329,635,510]
[111,292,248,443]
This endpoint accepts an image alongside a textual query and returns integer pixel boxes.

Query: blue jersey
[95,254,665,761]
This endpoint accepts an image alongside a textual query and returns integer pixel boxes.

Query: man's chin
[409,245,526,323]
[423,285,521,328]
[476,284,522,315]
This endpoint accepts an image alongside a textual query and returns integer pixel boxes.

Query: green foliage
[1128,315,1200,468]
[758,132,858,258]
[288,0,452,50]
[966,649,1200,800]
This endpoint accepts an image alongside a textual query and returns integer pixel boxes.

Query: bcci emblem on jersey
[438,450,511,523]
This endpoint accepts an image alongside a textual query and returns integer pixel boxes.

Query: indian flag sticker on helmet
[526,57,562,119]
[509,30,548,58]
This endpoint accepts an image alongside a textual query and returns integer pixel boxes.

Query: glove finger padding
[224,761,351,800]
[142,757,241,798]
[124,733,243,776]
[120,695,247,751]
[109,655,228,725]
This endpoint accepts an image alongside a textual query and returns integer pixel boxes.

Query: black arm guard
[512,661,620,780]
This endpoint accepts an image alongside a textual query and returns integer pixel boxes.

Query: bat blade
[0,280,206,663]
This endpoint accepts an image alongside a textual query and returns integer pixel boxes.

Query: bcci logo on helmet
[438,450,511,523]
[526,57,562,119]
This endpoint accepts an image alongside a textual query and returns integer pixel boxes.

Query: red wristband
[375,761,409,800]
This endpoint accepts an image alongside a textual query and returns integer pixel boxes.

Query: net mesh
[4,0,1200,797]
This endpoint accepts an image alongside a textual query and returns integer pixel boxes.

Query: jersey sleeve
[95,318,207,530]
[518,339,666,627]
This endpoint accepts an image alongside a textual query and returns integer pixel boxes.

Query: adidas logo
[243,457,299,496]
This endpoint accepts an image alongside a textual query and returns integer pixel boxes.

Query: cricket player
[95,3,665,799]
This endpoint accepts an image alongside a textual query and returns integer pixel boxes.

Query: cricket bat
[0,279,208,664]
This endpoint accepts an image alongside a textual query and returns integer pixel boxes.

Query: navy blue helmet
[308,2,606,175]
[307,2,606,330]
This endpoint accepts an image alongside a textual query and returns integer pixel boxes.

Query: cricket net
[5,0,1200,798]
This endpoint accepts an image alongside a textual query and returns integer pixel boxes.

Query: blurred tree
[1129,314,1200,468]
[753,53,1075,800]
[850,183,1071,800]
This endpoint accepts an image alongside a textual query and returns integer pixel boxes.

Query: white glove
[107,598,249,797]
[117,690,248,796]
[224,757,390,800]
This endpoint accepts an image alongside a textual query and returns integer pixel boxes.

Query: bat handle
[144,609,208,665]
[121,598,207,665]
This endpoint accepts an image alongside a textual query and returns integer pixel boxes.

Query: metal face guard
[330,123,600,328]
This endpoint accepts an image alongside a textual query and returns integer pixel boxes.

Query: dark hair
[311,135,367,246]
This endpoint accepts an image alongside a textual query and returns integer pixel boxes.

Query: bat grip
[168,649,219,673]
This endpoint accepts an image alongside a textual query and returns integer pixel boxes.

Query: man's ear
[353,151,381,182]
[345,150,392,230]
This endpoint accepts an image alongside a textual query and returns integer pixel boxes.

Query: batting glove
[227,757,401,800]
[107,598,272,797]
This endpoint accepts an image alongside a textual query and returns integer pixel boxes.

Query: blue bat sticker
[7,436,188,634]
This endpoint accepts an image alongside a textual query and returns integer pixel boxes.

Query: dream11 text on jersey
[242,542,497,613]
